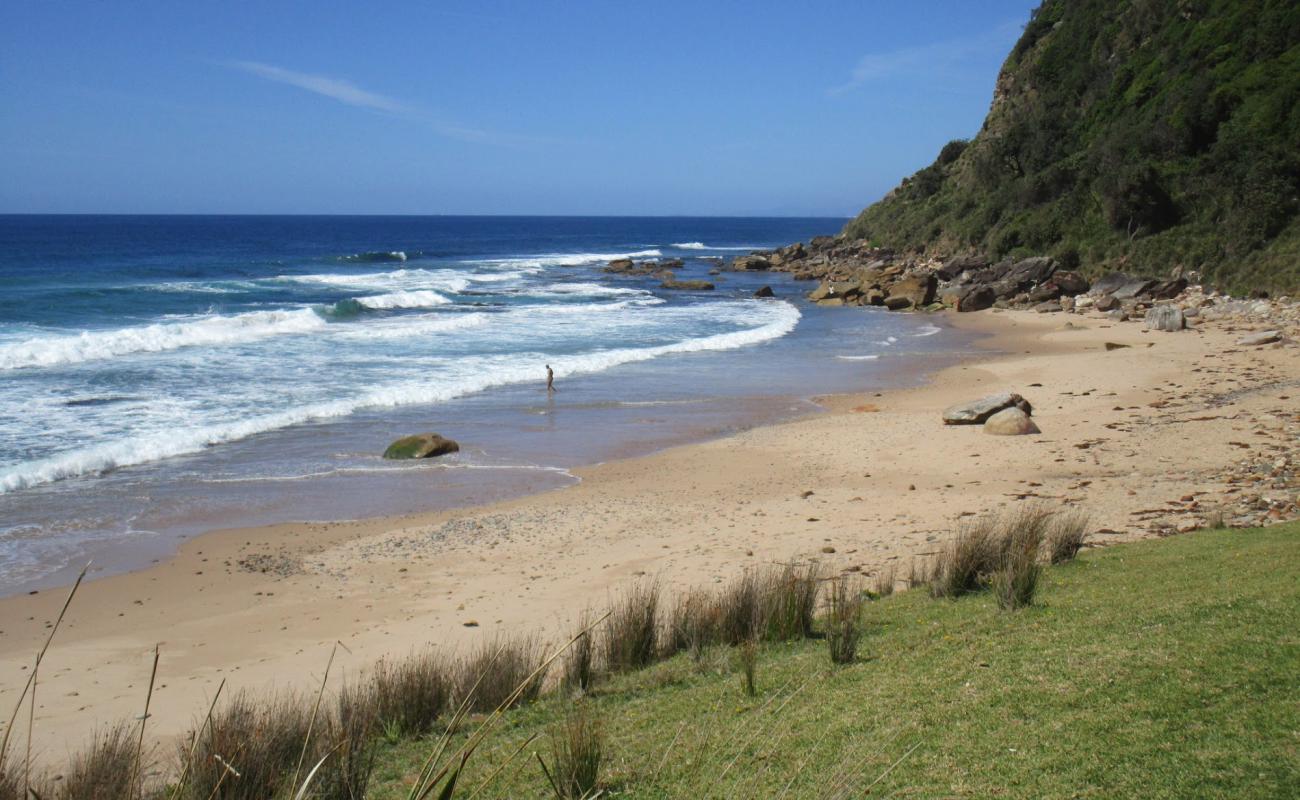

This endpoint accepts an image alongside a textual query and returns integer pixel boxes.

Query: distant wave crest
[342,250,407,263]
[0,309,327,371]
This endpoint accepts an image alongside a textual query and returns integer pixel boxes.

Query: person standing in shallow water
[546,364,556,393]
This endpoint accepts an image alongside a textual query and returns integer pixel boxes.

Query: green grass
[365,522,1299,798]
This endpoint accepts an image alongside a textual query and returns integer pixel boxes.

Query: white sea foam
[911,324,942,337]
[835,354,880,361]
[463,250,662,271]
[534,282,647,297]
[281,268,472,293]
[331,313,489,341]
[0,301,801,494]
[355,290,451,309]
[0,308,327,371]
[670,242,760,251]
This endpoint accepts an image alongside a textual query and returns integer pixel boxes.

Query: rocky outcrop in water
[383,433,460,459]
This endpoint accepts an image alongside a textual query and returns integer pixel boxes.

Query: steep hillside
[844,0,1300,292]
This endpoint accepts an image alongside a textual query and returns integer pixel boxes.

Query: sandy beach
[2,304,1296,765]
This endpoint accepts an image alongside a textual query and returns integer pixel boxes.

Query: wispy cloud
[828,20,1023,96]
[223,60,566,148]
[228,60,408,113]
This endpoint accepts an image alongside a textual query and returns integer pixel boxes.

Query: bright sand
[2,307,1296,763]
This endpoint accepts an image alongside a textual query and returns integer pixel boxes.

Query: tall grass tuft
[366,650,449,737]
[668,589,721,662]
[1046,510,1090,564]
[0,766,19,800]
[538,703,604,799]
[874,565,897,597]
[992,521,1044,610]
[563,608,597,694]
[931,508,1051,599]
[826,576,866,665]
[737,639,759,696]
[453,636,546,714]
[719,569,766,645]
[312,689,377,800]
[181,691,312,800]
[603,580,661,672]
[762,562,821,641]
[56,723,139,799]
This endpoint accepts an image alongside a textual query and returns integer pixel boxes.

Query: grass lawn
[366,522,1299,799]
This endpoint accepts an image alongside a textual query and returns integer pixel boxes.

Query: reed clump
[563,608,597,694]
[454,636,546,714]
[603,580,661,673]
[931,507,1052,599]
[826,576,866,665]
[1046,510,1090,564]
[59,723,141,799]
[538,703,604,799]
[365,649,450,738]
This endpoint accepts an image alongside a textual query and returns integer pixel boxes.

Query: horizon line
[0,212,855,220]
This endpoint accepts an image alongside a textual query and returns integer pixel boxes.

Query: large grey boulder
[943,392,1033,425]
[983,407,1040,436]
[1144,305,1186,331]
[383,433,460,459]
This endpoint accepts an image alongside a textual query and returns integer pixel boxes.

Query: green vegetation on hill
[367,522,1300,798]
[843,0,1300,293]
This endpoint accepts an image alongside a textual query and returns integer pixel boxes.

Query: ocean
[0,215,973,592]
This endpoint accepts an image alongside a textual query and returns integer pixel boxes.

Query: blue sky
[0,1,1039,216]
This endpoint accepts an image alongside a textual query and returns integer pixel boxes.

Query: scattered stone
[660,278,715,291]
[983,407,1040,436]
[383,433,460,459]
[729,254,771,271]
[1236,330,1281,346]
[942,392,1033,425]
[753,285,774,298]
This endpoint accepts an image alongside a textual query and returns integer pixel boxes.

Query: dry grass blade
[132,644,161,799]
[291,641,342,789]
[170,678,225,800]
[465,732,539,800]
[0,563,88,797]
[714,677,809,788]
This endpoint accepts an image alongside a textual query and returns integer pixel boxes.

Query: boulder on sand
[983,407,1040,436]
[1143,305,1185,332]
[942,392,1033,425]
[383,433,460,459]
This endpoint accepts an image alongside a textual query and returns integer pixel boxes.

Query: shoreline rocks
[983,407,1040,436]
[383,433,460,460]
[942,392,1033,425]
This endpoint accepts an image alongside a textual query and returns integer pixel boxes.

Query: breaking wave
[0,309,327,371]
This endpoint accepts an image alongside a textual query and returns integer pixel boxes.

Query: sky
[0,1,1040,216]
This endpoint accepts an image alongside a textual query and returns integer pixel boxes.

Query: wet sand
[1,306,1297,765]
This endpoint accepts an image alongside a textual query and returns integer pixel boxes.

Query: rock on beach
[983,407,1040,436]
[942,392,1033,425]
[383,433,460,459]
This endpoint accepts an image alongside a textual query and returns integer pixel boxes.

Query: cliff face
[843,0,1300,292]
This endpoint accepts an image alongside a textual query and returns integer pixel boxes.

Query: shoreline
[1,305,1296,762]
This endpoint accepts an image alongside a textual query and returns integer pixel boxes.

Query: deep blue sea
[0,215,974,592]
